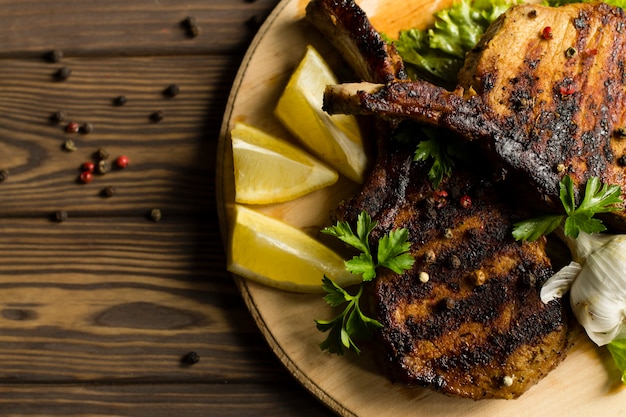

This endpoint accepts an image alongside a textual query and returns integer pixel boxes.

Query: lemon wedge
[227,204,360,293]
[275,45,368,183]
[231,122,338,205]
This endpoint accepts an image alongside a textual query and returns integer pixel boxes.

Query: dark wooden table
[0,1,336,415]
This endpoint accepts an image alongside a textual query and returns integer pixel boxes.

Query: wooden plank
[0,382,336,417]
[0,216,294,383]
[0,56,242,215]
[0,0,282,57]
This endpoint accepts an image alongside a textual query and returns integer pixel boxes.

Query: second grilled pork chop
[324,2,626,228]
[307,0,573,400]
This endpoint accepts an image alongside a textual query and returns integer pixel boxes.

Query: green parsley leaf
[513,175,623,241]
[607,339,626,383]
[413,137,454,189]
[317,211,415,355]
[316,277,382,355]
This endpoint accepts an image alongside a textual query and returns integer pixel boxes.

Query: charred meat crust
[337,143,572,400]
[325,2,626,225]
[305,0,407,83]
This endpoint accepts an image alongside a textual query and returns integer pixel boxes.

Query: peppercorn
[81,161,95,173]
[163,84,180,98]
[423,250,436,264]
[527,9,537,18]
[150,208,162,222]
[49,111,67,123]
[55,66,72,81]
[101,186,116,197]
[65,122,80,133]
[447,255,461,269]
[419,271,430,283]
[96,147,110,160]
[459,195,472,209]
[618,155,626,167]
[54,210,68,222]
[45,49,63,63]
[443,228,454,239]
[113,95,127,106]
[181,16,200,38]
[97,160,110,174]
[440,297,456,310]
[79,122,94,134]
[181,351,200,365]
[150,110,164,122]
[541,26,553,39]
[559,85,576,96]
[565,46,577,58]
[115,155,130,169]
[63,139,77,152]
[0,169,9,182]
[469,270,486,286]
[502,375,514,387]
[79,171,93,184]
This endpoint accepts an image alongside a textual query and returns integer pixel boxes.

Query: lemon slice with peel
[275,45,368,184]
[227,204,360,293]
[232,122,338,204]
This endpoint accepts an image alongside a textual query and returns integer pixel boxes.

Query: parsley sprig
[513,175,623,241]
[315,211,415,355]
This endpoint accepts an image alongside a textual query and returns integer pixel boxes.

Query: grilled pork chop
[307,0,573,400]
[339,137,572,399]
[324,2,626,228]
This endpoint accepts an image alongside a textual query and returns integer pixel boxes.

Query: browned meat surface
[305,0,407,84]
[308,0,573,400]
[337,138,573,400]
[324,2,626,228]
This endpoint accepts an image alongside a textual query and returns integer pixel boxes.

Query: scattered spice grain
[150,208,162,222]
[150,110,164,122]
[115,155,130,169]
[45,49,64,63]
[96,147,110,160]
[101,186,116,197]
[113,95,127,106]
[79,171,93,184]
[181,351,200,365]
[63,139,77,152]
[65,122,80,133]
[49,111,67,123]
[163,84,180,98]
[79,122,94,134]
[54,210,68,222]
[81,161,95,173]
[55,66,72,81]
[0,169,9,182]
[97,160,110,174]
[615,127,626,138]
[181,16,200,37]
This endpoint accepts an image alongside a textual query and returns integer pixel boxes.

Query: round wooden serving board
[217,0,626,415]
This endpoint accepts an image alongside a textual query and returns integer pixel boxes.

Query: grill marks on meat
[337,140,572,399]
[324,3,626,224]
[307,0,572,400]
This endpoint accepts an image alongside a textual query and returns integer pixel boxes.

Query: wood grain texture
[0,0,335,415]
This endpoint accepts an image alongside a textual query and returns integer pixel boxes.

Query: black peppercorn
[181,351,200,365]
[150,111,164,122]
[49,111,67,123]
[53,210,68,222]
[163,84,180,98]
[615,127,626,138]
[54,66,72,81]
[45,49,64,63]
[618,155,626,167]
[181,16,200,37]
[79,122,94,134]
[113,95,127,106]
[0,169,9,182]
[96,147,110,161]
[101,186,116,197]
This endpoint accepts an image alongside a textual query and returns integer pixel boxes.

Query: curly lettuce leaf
[389,0,517,86]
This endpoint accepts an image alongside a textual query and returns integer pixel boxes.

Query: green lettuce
[390,0,625,87]
[608,339,626,383]
[388,0,516,87]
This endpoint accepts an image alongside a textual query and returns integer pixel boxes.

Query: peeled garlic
[541,231,626,346]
